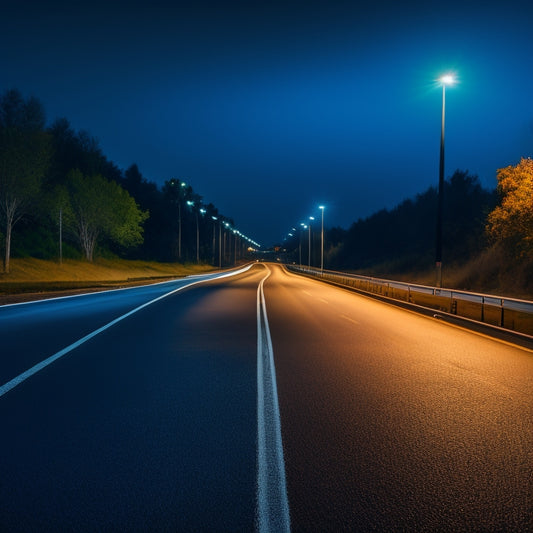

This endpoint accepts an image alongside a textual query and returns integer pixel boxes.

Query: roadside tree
[486,158,533,258]
[66,170,148,261]
[0,89,51,272]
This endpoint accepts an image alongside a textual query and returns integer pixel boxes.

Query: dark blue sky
[2,1,532,246]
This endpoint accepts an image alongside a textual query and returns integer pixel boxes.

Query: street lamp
[211,216,218,266]
[170,179,188,260]
[435,73,455,288]
[186,200,195,261]
[224,222,230,264]
[308,216,314,268]
[178,181,186,259]
[319,206,325,272]
[299,223,307,267]
[199,208,206,263]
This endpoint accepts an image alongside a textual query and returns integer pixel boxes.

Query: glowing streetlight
[319,206,325,272]
[435,73,455,288]
[211,215,218,266]
[198,208,206,263]
[172,179,187,260]
[308,216,315,268]
[299,223,307,267]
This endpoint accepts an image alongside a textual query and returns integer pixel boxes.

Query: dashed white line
[340,314,359,325]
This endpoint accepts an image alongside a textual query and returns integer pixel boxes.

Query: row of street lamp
[171,179,259,265]
[186,200,260,266]
[284,74,455,286]
[175,74,454,277]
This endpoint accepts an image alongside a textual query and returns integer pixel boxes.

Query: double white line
[256,265,291,533]
[1,263,292,531]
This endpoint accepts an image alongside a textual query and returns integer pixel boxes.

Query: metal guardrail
[287,265,533,337]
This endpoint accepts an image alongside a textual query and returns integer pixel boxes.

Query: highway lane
[265,264,532,531]
[0,265,266,531]
[0,267,252,389]
[1,262,531,531]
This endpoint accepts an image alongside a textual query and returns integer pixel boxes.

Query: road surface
[1,263,531,531]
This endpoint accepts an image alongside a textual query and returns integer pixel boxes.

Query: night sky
[2,1,532,247]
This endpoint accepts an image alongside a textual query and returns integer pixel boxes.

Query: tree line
[0,89,248,273]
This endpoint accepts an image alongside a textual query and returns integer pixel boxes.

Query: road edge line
[0,265,253,398]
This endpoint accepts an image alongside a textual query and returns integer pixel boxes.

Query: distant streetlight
[218,220,222,267]
[308,216,314,268]
[178,181,187,259]
[199,208,206,263]
[319,206,325,272]
[299,223,307,267]
[170,179,188,260]
[211,216,218,265]
[435,73,455,288]
[186,200,194,262]
[224,222,231,264]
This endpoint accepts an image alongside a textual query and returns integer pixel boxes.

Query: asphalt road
[0,263,531,531]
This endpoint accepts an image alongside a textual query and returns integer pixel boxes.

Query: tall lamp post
[299,223,307,267]
[186,200,195,262]
[178,181,186,259]
[319,206,325,272]
[211,216,218,265]
[308,216,314,268]
[435,74,455,288]
[218,220,222,267]
[199,208,206,263]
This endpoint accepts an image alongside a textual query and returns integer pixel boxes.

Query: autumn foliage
[486,158,533,258]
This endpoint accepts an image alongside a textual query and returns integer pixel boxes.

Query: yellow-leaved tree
[487,158,533,258]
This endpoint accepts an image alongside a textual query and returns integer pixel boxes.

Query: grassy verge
[0,257,218,300]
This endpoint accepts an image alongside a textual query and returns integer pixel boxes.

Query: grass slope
[0,258,218,300]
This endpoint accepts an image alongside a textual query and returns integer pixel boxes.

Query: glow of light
[439,74,455,85]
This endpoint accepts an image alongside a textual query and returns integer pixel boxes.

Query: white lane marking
[0,278,181,308]
[340,314,359,325]
[301,290,312,296]
[256,265,291,533]
[318,298,329,304]
[0,265,254,398]
[0,266,251,308]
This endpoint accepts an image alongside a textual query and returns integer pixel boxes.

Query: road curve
[0,262,531,531]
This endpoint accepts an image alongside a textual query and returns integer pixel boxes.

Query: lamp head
[439,74,455,86]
